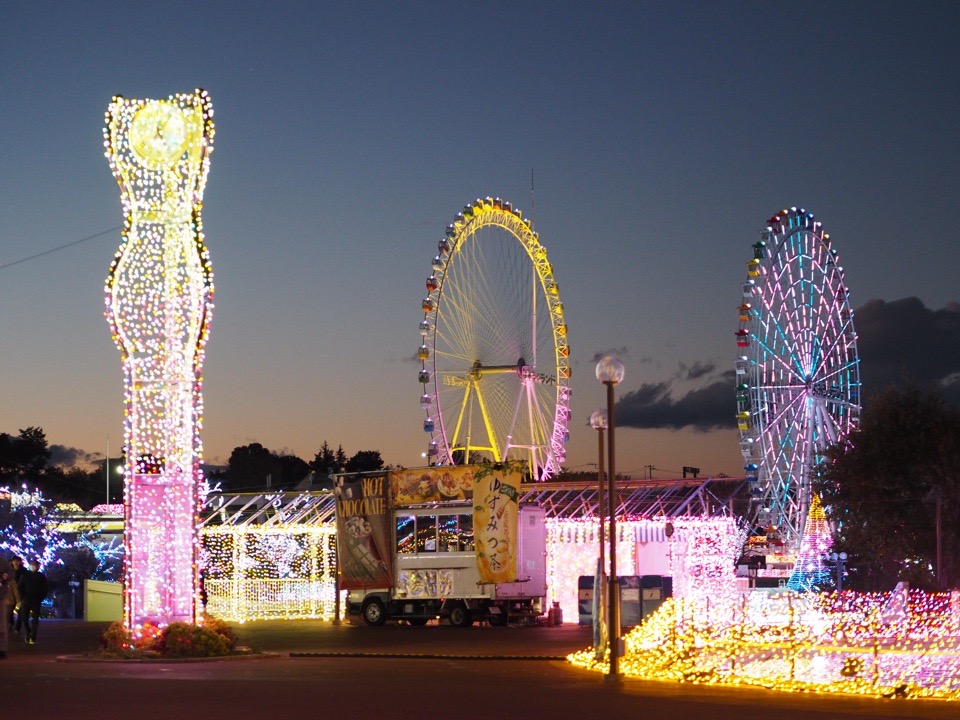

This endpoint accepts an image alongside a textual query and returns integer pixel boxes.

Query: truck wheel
[448,603,473,628]
[362,598,387,626]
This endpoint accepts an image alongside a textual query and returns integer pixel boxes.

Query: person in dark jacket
[17,559,48,645]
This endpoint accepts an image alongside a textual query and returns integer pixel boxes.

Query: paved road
[0,619,955,720]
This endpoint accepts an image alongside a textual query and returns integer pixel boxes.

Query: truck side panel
[395,552,494,601]
[496,505,547,599]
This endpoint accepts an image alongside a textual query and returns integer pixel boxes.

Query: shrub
[200,615,237,651]
[157,622,231,658]
[99,618,239,659]
[99,620,136,658]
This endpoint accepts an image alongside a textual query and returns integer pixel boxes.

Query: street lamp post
[829,551,848,592]
[589,409,607,661]
[589,409,608,576]
[596,354,625,680]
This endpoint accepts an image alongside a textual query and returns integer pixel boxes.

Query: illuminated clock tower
[103,90,215,632]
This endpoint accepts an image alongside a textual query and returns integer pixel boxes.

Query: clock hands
[128,102,187,165]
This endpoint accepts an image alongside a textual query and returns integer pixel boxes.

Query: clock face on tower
[129,101,187,167]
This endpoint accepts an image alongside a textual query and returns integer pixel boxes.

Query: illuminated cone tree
[786,494,833,592]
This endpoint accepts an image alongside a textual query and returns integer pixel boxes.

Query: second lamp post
[596,354,625,679]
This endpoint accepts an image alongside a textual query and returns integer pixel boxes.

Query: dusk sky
[1,2,958,480]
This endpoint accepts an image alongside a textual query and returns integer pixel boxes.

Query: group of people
[0,554,49,658]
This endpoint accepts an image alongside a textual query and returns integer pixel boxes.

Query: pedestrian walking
[7,557,23,631]
[18,559,48,645]
[0,555,20,658]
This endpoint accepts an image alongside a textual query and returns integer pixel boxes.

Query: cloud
[855,297,960,403]
[590,347,630,363]
[616,371,736,431]
[677,360,716,381]
[48,444,101,468]
[612,298,960,432]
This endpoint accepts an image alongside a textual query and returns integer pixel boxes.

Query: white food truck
[335,464,547,627]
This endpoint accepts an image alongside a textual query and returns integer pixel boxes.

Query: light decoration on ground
[546,518,637,621]
[104,89,215,633]
[88,503,126,515]
[545,516,742,621]
[0,487,76,570]
[569,586,960,699]
[77,534,125,581]
[200,526,338,621]
[4,488,43,510]
[786,494,833,592]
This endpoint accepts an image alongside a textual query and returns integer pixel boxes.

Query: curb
[288,652,566,661]
[56,651,282,663]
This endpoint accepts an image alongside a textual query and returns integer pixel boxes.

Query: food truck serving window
[416,515,438,552]
[396,511,474,554]
[455,513,474,551]
[397,515,415,554]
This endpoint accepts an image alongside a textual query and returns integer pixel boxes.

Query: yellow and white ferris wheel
[418,197,571,480]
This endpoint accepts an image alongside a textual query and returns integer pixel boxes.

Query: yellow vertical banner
[472,463,523,583]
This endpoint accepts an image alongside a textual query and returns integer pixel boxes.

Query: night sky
[1,1,958,479]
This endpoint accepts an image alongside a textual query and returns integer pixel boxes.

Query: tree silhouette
[816,386,960,591]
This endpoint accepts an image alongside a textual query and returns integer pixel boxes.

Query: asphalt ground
[0,619,956,720]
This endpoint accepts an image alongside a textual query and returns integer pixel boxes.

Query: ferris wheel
[735,207,860,551]
[417,197,571,480]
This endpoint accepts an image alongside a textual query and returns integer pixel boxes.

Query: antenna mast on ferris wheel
[530,167,536,232]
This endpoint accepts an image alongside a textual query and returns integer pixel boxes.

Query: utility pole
[926,487,944,591]
[936,491,943,591]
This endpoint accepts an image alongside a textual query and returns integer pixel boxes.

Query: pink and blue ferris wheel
[736,207,860,552]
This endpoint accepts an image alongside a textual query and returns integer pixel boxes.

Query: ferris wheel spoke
[808,312,851,381]
[758,289,808,380]
[767,391,808,469]
[759,383,806,429]
[755,330,806,382]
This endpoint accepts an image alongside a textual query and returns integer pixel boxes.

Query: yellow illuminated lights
[129,101,189,167]
[200,527,339,621]
[569,587,960,699]
[786,494,834,591]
